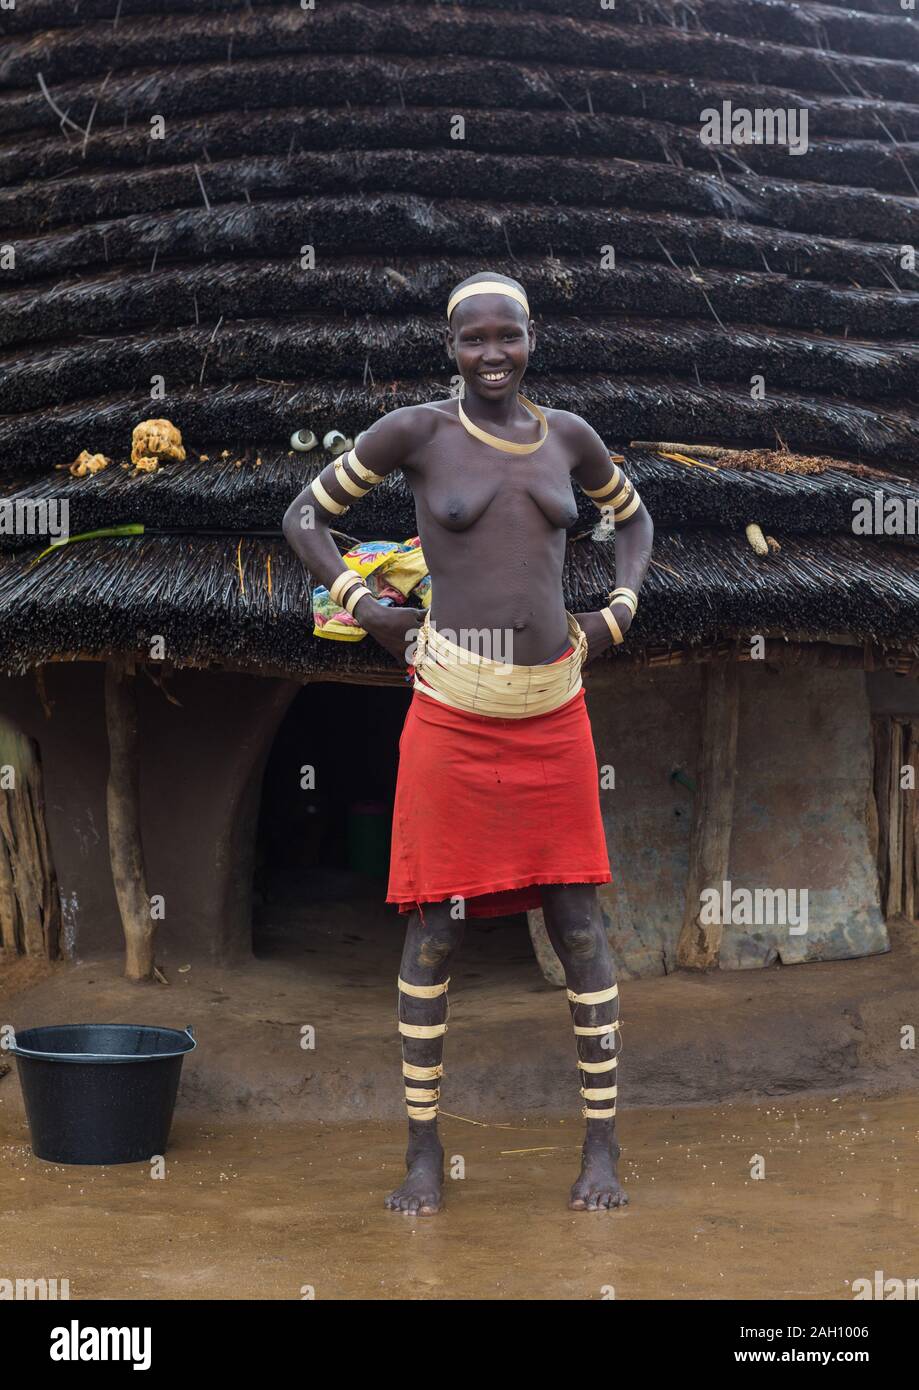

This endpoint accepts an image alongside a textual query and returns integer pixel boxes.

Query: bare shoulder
[546,408,611,471]
[352,401,445,476]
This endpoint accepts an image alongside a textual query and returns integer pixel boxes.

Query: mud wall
[0,663,297,964]
[584,660,887,976]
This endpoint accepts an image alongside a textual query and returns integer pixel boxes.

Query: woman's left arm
[568,416,655,658]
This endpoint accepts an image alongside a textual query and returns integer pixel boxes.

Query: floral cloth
[312,536,431,641]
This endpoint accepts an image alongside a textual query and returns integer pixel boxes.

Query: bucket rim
[6,1023,197,1063]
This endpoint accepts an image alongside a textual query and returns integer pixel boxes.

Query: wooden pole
[0,817,19,952]
[104,659,155,981]
[0,719,62,958]
[911,721,919,919]
[903,722,919,921]
[871,716,890,913]
[676,661,740,970]
[879,718,905,919]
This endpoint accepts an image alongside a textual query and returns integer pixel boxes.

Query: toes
[599,1188,627,1209]
[572,1186,627,1211]
[385,1187,443,1214]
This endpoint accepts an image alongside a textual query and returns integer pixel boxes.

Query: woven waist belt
[412,612,589,718]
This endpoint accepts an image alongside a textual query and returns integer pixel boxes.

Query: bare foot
[384,1133,444,1214]
[569,1131,629,1211]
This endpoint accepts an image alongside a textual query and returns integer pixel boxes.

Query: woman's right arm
[281,407,423,662]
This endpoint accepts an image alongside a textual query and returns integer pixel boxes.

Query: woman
[283,271,654,1214]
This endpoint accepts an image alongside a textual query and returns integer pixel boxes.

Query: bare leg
[541,883,628,1211]
[384,902,465,1214]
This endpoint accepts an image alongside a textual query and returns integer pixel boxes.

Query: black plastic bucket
[8,1024,196,1165]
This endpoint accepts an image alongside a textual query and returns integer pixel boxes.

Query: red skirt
[386,685,612,919]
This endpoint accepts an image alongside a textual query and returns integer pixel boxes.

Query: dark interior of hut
[251,679,535,964]
[253,682,406,943]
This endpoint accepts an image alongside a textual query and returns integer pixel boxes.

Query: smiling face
[446,294,534,400]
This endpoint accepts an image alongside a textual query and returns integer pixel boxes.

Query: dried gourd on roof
[64,451,112,478]
[131,420,186,473]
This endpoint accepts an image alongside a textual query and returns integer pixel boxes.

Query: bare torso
[397,397,582,664]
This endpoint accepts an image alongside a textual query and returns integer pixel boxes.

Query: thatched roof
[5,502,919,677]
[1,0,919,676]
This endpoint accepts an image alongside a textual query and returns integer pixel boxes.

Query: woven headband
[447,281,530,321]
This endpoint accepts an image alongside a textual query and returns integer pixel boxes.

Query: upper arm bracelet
[582,464,642,523]
[308,447,386,516]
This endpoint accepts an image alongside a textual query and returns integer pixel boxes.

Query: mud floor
[2,1091,918,1300]
[3,897,919,1121]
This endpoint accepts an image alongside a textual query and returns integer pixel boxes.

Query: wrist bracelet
[609,587,638,618]
[599,606,624,645]
[329,569,362,606]
[343,583,373,616]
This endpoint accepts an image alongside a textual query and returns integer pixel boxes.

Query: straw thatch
[2,0,919,675]
[3,522,919,679]
[0,448,917,553]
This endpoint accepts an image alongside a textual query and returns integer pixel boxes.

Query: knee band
[398,976,449,1122]
[567,984,618,1006]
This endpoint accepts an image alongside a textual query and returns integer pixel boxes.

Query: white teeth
[481,371,509,380]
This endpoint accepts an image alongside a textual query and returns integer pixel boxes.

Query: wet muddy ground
[3,1090,917,1300]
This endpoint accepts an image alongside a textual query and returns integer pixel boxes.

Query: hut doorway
[251,680,537,967]
[252,680,411,956]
